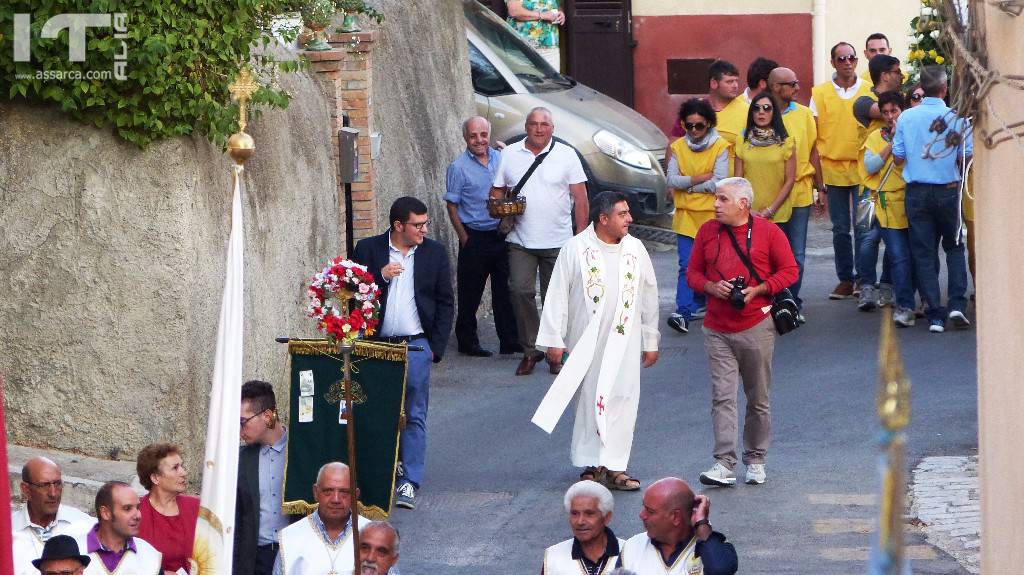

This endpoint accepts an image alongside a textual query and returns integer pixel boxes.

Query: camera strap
[722,215,766,285]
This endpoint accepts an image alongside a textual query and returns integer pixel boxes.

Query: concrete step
[8,444,142,514]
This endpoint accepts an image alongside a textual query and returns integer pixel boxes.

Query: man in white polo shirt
[491,106,589,377]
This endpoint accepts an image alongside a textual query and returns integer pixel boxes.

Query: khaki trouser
[702,316,776,469]
[508,243,560,355]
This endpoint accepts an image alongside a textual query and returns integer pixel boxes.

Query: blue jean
[675,234,705,318]
[879,227,916,310]
[779,205,809,308]
[400,336,433,488]
[905,182,968,321]
[826,184,864,282]
[855,219,893,287]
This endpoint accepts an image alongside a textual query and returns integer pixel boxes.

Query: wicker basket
[487,196,527,218]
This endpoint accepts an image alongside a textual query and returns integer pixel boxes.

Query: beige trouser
[702,316,776,469]
[508,243,560,355]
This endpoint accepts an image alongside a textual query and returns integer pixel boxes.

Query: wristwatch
[694,518,711,530]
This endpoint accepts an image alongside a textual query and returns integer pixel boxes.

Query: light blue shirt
[271,512,351,575]
[258,427,289,545]
[892,97,973,185]
[445,148,501,231]
[380,238,424,337]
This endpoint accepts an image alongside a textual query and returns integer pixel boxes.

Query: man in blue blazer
[352,196,454,510]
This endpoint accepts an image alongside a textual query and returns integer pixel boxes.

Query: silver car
[465,0,670,219]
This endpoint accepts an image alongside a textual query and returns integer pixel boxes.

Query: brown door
[563,0,634,106]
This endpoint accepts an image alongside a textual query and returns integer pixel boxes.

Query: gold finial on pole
[227,65,258,165]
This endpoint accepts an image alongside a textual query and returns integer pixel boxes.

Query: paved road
[391,215,977,574]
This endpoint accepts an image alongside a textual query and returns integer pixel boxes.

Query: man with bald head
[274,462,369,575]
[621,478,738,574]
[770,66,824,318]
[12,457,95,575]
[445,115,518,357]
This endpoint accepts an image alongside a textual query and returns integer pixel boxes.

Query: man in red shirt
[687,177,798,487]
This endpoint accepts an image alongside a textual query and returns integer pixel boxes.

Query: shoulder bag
[498,140,555,236]
[722,217,800,335]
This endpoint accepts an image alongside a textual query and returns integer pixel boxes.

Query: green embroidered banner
[282,339,407,519]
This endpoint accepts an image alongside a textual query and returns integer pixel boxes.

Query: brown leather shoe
[516,351,544,376]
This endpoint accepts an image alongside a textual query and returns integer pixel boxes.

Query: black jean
[455,227,518,350]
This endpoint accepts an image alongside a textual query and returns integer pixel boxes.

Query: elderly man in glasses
[12,457,95,575]
[811,41,874,301]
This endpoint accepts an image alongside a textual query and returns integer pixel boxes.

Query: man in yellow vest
[705,60,747,151]
[770,67,823,320]
[811,41,874,300]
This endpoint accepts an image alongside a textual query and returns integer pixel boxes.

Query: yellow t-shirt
[715,96,750,175]
[781,102,817,208]
[670,137,731,237]
[812,80,873,186]
[963,172,975,222]
[860,129,907,229]
[735,135,796,223]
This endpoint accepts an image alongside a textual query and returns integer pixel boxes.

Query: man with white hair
[358,521,400,575]
[687,178,798,487]
[542,480,624,574]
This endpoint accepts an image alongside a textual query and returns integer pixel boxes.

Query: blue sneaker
[395,480,416,510]
[667,313,689,334]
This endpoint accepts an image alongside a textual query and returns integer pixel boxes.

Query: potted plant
[335,0,385,33]
[301,0,335,50]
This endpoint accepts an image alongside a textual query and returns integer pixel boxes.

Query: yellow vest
[856,90,886,147]
[812,80,873,186]
[860,129,907,229]
[781,103,817,208]
[963,172,975,221]
[715,96,749,175]
[670,136,731,237]
[735,135,796,223]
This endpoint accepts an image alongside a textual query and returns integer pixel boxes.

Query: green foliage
[335,0,384,24]
[906,0,949,84]
[0,0,307,148]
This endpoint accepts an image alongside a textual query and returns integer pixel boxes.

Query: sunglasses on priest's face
[684,122,708,131]
[753,103,773,112]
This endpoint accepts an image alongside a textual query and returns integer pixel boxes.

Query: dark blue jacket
[352,230,455,360]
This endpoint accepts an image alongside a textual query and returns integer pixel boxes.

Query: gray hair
[717,177,754,208]
[526,106,553,124]
[920,65,948,97]
[461,116,490,138]
[563,480,614,515]
[362,520,400,554]
[315,461,349,484]
[589,191,629,226]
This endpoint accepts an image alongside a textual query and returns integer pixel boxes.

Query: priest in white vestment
[274,462,369,575]
[621,477,738,575]
[533,191,660,490]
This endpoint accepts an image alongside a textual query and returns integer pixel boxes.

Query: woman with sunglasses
[735,93,796,223]
[907,83,925,107]
[665,98,731,334]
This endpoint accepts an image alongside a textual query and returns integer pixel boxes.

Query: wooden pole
[341,341,360,569]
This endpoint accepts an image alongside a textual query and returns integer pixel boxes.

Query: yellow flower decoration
[928,49,938,58]
[935,55,945,64]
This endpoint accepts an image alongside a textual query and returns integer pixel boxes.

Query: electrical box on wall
[339,127,360,183]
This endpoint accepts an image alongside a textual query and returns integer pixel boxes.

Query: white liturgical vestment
[543,536,625,574]
[277,512,370,575]
[621,532,704,575]
[533,224,660,470]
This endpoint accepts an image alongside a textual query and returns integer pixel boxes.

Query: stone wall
[0,68,339,461]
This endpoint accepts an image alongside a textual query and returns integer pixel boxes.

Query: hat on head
[31,535,91,569]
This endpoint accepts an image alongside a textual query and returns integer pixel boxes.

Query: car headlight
[593,129,652,170]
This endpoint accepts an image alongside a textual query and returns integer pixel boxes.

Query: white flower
[907,34,917,44]
[921,6,935,16]
[930,30,940,39]
[342,324,352,333]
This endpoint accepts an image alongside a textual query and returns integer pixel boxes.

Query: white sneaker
[857,284,878,312]
[878,283,895,307]
[699,462,736,487]
[893,308,916,328]
[745,464,766,485]
[948,310,971,329]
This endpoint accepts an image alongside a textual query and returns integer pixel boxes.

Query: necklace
[310,515,350,575]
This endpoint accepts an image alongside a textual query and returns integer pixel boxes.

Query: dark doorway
[563,0,634,106]
[480,0,508,18]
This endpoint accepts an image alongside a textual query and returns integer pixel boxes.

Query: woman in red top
[136,443,200,574]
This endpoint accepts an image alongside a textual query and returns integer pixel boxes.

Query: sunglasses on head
[684,121,708,131]
[753,103,773,112]
[834,54,858,63]
[911,92,924,101]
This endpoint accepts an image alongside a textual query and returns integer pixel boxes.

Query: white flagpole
[191,164,245,574]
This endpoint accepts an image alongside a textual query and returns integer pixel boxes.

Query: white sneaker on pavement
[858,284,878,312]
[893,308,916,328]
[699,462,736,487]
[948,310,971,329]
[878,283,895,308]
[745,464,766,485]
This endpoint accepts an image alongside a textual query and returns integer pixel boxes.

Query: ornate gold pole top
[227,65,258,165]
[878,308,911,431]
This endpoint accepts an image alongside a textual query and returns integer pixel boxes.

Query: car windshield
[464,1,574,94]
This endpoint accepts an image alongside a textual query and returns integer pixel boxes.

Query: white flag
[191,164,245,575]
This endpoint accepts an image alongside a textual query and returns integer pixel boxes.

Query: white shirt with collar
[12,503,96,575]
[380,236,425,337]
[809,76,865,116]
[492,139,587,250]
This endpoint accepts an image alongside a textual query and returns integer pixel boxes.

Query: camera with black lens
[729,276,747,310]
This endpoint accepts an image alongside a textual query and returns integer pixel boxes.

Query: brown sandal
[607,471,641,491]
[580,466,604,482]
